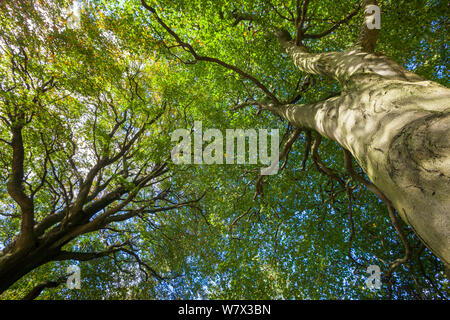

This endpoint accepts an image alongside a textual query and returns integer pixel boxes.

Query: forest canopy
[0,0,448,300]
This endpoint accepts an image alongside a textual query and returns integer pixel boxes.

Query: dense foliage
[0,0,448,299]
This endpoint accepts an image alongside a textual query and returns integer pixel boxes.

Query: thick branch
[7,124,35,247]
[295,0,310,45]
[275,29,341,79]
[275,95,344,140]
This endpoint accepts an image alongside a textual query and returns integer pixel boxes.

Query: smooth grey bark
[276,37,450,268]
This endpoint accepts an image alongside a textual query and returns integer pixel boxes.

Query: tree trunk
[0,246,57,294]
[275,38,450,267]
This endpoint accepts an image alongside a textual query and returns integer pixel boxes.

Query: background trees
[0,0,448,299]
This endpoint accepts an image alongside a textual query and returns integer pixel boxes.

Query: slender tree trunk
[275,36,450,267]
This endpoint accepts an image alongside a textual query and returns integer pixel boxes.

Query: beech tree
[0,0,205,297]
[0,0,448,299]
[139,0,450,275]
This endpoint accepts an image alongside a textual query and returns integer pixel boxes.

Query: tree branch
[295,0,310,45]
[254,128,302,199]
[303,3,361,40]
[7,124,35,248]
[21,276,67,300]
[343,149,411,276]
[141,0,280,104]
[301,130,312,170]
[355,0,380,53]
[275,29,342,79]
[311,134,345,187]
[55,247,123,262]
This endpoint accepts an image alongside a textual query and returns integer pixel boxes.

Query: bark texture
[276,36,450,268]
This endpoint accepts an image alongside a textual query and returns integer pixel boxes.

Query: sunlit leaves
[0,0,448,300]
